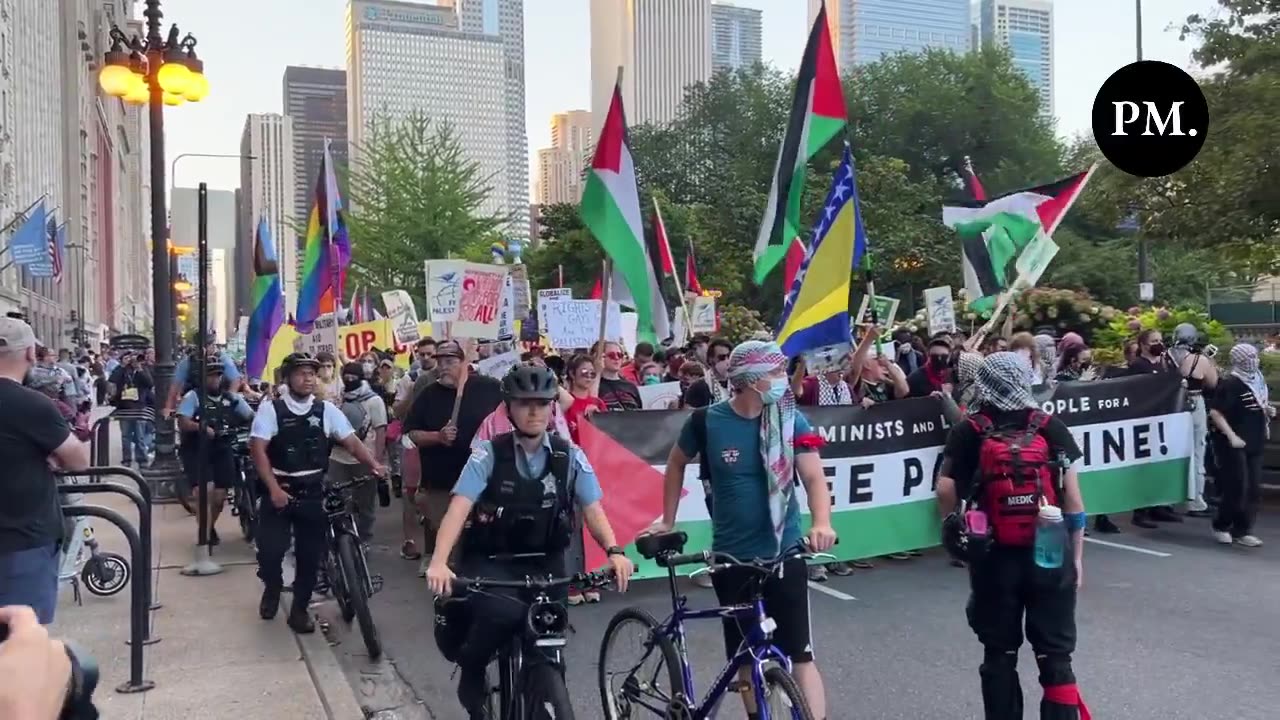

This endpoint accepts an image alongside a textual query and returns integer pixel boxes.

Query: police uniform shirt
[177,389,255,424]
[453,433,604,508]
[250,393,357,444]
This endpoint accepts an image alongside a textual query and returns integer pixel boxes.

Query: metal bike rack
[60,504,156,694]
[57,467,161,637]
[89,409,180,504]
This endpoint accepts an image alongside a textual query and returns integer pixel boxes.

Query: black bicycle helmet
[501,364,559,402]
[280,352,321,376]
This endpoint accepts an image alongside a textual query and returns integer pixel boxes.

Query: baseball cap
[0,316,40,352]
[435,340,465,359]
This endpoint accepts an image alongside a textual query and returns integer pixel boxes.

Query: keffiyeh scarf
[956,351,984,409]
[1230,344,1270,407]
[1034,334,1057,385]
[728,340,795,550]
[975,352,1040,412]
[818,374,853,406]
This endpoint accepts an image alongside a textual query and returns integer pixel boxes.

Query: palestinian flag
[943,167,1096,315]
[753,2,847,284]
[581,81,671,344]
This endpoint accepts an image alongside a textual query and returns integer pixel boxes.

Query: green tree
[345,112,507,312]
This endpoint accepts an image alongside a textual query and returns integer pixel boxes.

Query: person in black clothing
[893,328,926,374]
[405,340,504,554]
[1207,344,1273,548]
[906,336,954,398]
[595,340,642,410]
[176,363,255,545]
[108,351,154,467]
[937,352,1090,720]
[1125,329,1183,526]
[250,353,388,633]
[683,337,733,407]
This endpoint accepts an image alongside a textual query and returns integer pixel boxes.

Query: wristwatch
[605,545,626,557]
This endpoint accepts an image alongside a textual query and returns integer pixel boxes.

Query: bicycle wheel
[760,665,815,720]
[328,550,354,622]
[598,608,685,719]
[238,489,256,542]
[82,553,130,596]
[523,663,574,719]
[336,534,381,659]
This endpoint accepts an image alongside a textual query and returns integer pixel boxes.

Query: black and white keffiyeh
[974,352,1039,412]
[817,374,853,406]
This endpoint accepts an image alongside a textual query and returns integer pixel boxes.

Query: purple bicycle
[597,531,831,720]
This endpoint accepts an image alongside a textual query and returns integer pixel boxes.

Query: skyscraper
[346,0,527,231]
[809,0,971,69]
[283,66,348,254]
[239,114,298,312]
[535,110,593,205]
[981,0,1054,117]
[710,1,763,75]
[591,0,712,127]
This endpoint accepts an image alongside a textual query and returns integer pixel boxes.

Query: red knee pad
[1043,684,1092,720]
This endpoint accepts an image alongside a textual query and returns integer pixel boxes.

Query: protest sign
[424,260,464,321]
[638,381,682,410]
[536,288,572,334]
[382,289,422,346]
[424,260,506,338]
[543,300,623,349]
[802,342,853,373]
[509,264,532,320]
[579,374,1191,578]
[294,313,339,358]
[854,294,901,328]
[476,350,521,380]
[690,296,717,333]
[270,317,434,372]
[496,273,516,340]
[923,286,957,335]
[620,312,638,353]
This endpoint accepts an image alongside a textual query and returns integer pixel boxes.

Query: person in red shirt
[561,353,606,444]
[617,342,654,385]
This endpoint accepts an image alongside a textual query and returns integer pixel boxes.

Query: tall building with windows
[981,0,1054,118]
[239,114,297,312]
[283,66,348,254]
[710,1,762,74]
[808,0,971,69]
[535,110,593,205]
[346,0,527,231]
[591,0,712,127]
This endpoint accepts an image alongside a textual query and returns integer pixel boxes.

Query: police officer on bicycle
[249,352,388,633]
[426,364,634,720]
[176,362,254,546]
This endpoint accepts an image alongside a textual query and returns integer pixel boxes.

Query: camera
[0,622,99,719]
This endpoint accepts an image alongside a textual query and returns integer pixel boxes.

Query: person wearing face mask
[639,361,664,386]
[1168,323,1218,517]
[651,340,837,720]
[683,337,733,408]
[619,342,654,384]
[329,362,389,543]
[1207,344,1273,548]
[0,317,91,623]
[893,329,926,374]
[250,353,388,633]
[1126,329,1183,527]
[595,341,642,411]
[907,336,955,398]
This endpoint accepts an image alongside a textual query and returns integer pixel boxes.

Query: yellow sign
[262,318,434,378]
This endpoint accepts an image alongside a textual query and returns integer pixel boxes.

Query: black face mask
[1148,343,1165,356]
[342,378,363,393]
[929,354,950,369]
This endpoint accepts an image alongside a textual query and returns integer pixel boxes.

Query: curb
[295,624,368,720]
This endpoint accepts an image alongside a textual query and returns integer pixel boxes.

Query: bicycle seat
[636,531,687,559]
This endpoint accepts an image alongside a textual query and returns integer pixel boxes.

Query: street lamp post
[99,0,209,497]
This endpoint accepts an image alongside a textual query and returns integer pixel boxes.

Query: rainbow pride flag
[246,217,284,380]
[294,140,350,333]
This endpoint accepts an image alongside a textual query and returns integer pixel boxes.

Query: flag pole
[557,264,564,288]
[323,137,344,359]
[654,198,693,344]
[593,258,611,397]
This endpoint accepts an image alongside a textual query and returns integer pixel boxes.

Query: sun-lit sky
[156,0,1216,194]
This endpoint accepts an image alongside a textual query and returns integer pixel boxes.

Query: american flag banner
[51,223,65,283]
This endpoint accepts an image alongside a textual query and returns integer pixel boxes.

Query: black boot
[1148,506,1183,523]
[979,650,1023,720]
[1132,510,1157,529]
[287,606,315,634]
[259,585,281,620]
[1094,515,1121,534]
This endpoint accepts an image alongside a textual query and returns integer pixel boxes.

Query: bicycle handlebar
[662,538,839,572]
[453,569,615,592]
[326,475,373,494]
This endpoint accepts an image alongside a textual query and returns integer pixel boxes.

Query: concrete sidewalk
[46,411,365,719]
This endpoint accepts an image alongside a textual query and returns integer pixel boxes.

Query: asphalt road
[323,505,1280,720]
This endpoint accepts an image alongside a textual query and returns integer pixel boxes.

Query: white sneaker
[1187,497,1209,513]
[1234,535,1263,548]
[1212,531,1233,545]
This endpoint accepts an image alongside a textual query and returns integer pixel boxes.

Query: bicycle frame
[323,484,376,598]
[650,565,795,720]
[494,589,566,720]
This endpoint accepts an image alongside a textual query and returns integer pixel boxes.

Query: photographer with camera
[0,604,100,720]
[176,363,255,546]
[1169,323,1219,517]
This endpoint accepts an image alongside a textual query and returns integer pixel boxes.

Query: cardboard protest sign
[854,294,900,328]
[690,296,717,333]
[543,300,623,349]
[923,286,957,335]
[536,288,572,334]
[424,260,507,338]
[382,289,422,346]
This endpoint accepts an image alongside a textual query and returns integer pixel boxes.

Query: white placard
[294,313,338,358]
[423,260,507,338]
[543,300,623,350]
[382,289,422,346]
[923,286,956,335]
[620,312,638,354]
[802,342,853,373]
[537,288,573,334]
[638,381,682,410]
[475,350,521,379]
[690,296,717,333]
[509,264,532,320]
[497,273,516,341]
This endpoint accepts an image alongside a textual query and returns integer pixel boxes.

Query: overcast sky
[155,0,1216,194]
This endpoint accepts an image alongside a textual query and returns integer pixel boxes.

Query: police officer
[175,362,254,545]
[426,364,634,719]
[249,352,388,633]
[937,353,1090,720]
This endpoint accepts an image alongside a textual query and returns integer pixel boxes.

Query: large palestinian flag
[752,2,847,285]
[581,81,671,344]
[943,167,1096,314]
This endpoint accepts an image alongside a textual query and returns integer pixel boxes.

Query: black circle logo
[1091,60,1209,178]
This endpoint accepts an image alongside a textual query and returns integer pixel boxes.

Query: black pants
[256,493,327,613]
[967,547,1083,720]
[1211,439,1263,537]
[454,553,566,715]
[181,442,238,490]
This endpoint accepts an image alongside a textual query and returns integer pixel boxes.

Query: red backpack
[968,411,1058,547]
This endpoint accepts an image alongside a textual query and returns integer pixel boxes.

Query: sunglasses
[578,368,598,378]
[604,351,624,360]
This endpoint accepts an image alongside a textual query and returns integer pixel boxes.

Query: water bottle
[1033,504,1066,569]
[376,478,392,508]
